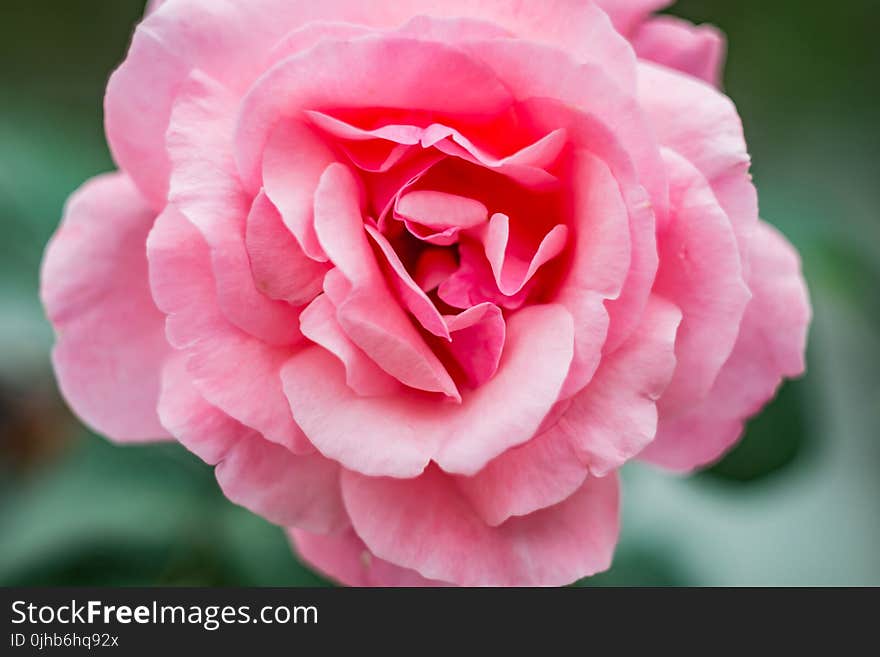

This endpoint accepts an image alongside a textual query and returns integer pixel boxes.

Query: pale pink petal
[215,439,344,533]
[554,151,632,398]
[308,110,565,188]
[289,528,450,587]
[421,125,566,189]
[305,110,424,145]
[482,214,569,296]
[469,49,662,351]
[443,303,506,388]
[595,0,672,35]
[41,173,170,442]
[342,467,620,587]
[642,222,811,471]
[398,190,488,231]
[633,16,726,87]
[455,425,588,528]
[438,239,533,311]
[245,190,328,306]
[158,353,346,533]
[299,294,401,397]
[458,294,680,525]
[461,38,666,225]
[166,72,302,346]
[147,207,311,453]
[110,1,632,206]
[236,36,514,193]
[371,150,446,229]
[652,149,751,416]
[638,62,756,273]
[281,305,573,478]
[364,225,451,339]
[313,163,458,398]
[554,294,682,477]
[261,120,336,262]
[156,354,239,466]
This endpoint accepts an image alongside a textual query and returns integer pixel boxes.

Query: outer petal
[289,528,449,587]
[299,293,402,397]
[108,0,638,205]
[652,149,751,416]
[462,38,666,225]
[147,206,311,453]
[475,36,663,352]
[642,222,811,471]
[236,35,514,193]
[638,62,757,273]
[261,119,337,262]
[166,71,302,347]
[342,467,620,587]
[281,305,574,478]
[41,173,170,442]
[158,354,346,533]
[246,190,328,305]
[633,16,726,87]
[555,151,632,398]
[457,295,680,526]
[595,0,672,36]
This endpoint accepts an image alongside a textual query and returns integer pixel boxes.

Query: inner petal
[443,303,506,388]
[482,213,569,296]
[312,163,459,400]
[396,190,489,245]
[365,224,451,340]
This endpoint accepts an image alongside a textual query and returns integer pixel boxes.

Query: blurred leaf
[576,544,692,587]
[702,379,810,483]
[0,434,330,586]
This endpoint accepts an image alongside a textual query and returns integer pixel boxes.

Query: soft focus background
[1,0,878,586]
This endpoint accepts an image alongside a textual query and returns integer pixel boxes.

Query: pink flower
[41,0,810,586]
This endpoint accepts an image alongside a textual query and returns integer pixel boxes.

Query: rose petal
[245,190,328,305]
[281,304,573,477]
[642,221,811,471]
[109,1,635,206]
[482,214,569,296]
[595,0,671,35]
[313,163,458,397]
[397,190,488,231]
[633,16,726,87]
[414,248,459,292]
[147,206,311,453]
[261,120,336,262]
[364,224,451,339]
[342,467,620,587]
[289,528,450,587]
[158,353,346,533]
[555,151,632,398]
[653,148,751,415]
[166,71,302,346]
[236,35,514,193]
[41,173,170,442]
[443,303,506,388]
[299,293,401,397]
[638,62,757,273]
[457,294,680,525]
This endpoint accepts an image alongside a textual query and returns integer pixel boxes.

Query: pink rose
[41,0,810,586]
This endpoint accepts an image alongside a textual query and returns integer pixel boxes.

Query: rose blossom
[41,0,810,586]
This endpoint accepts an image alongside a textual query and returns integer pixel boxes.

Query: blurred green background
[1,0,878,586]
